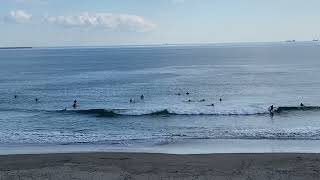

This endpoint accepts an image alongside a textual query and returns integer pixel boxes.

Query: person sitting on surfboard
[300,103,304,107]
[73,99,77,108]
[141,95,144,100]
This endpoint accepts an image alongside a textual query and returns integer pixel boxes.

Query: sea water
[1,42,320,154]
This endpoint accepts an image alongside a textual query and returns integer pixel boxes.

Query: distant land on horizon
[0,47,32,50]
[1,40,319,49]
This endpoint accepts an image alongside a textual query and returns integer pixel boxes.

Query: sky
[1,0,320,47]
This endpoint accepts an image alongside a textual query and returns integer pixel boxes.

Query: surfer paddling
[130,98,134,103]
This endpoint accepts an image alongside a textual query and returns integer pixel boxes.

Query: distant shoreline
[0,40,318,50]
[0,47,32,50]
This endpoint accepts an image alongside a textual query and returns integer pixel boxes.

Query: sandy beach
[1,153,320,180]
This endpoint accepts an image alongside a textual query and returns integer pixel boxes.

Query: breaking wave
[64,105,320,117]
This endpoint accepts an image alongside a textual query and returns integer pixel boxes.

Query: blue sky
[1,0,320,47]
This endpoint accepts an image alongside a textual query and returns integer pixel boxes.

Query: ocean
[1,42,320,154]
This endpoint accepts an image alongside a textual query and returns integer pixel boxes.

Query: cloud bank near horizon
[45,13,156,32]
[2,10,156,32]
[3,10,32,23]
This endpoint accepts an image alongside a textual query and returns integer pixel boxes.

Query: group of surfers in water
[14,93,310,115]
[15,93,309,115]
[14,91,223,111]
[130,92,222,107]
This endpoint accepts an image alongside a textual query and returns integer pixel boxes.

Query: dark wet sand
[1,153,320,180]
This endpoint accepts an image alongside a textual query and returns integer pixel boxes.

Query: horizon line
[1,40,319,49]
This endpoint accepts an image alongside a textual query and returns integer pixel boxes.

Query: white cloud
[45,12,156,32]
[4,10,32,23]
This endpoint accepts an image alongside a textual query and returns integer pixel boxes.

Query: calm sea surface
[1,43,320,153]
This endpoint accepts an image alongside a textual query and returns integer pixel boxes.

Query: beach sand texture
[1,153,320,180]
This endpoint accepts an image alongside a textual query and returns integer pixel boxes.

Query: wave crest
[69,108,267,117]
[66,105,320,117]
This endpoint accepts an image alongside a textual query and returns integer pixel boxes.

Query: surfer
[141,95,144,100]
[219,98,222,102]
[200,99,206,102]
[35,98,38,102]
[210,103,215,107]
[14,95,17,99]
[268,105,274,113]
[186,92,190,95]
[73,99,77,108]
[63,108,67,111]
[300,103,304,107]
[188,99,191,102]
[130,98,134,103]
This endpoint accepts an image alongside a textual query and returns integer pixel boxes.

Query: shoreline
[1,152,320,179]
[2,139,320,155]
